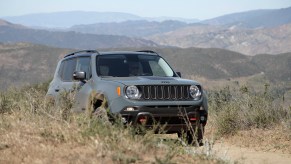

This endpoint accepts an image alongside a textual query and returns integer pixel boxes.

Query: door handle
[55,89,60,92]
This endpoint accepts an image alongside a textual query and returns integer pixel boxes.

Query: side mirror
[73,71,86,81]
[176,72,181,77]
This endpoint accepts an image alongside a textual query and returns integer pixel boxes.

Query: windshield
[96,54,175,77]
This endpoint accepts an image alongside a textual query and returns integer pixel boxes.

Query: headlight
[125,85,141,99]
[189,85,202,100]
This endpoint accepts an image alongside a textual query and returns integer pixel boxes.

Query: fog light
[125,107,135,111]
[121,117,127,124]
[199,106,204,110]
[200,116,205,121]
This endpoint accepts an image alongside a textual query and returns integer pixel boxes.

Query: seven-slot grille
[137,85,192,100]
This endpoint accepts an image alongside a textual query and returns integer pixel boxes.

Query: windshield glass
[96,54,175,77]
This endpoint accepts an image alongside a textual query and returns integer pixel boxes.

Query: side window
[76,57,91,80]
[60,58,77,81]
[58,61,65,78]
[58,57,91,81]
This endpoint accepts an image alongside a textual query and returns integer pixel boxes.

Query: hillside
[0,43,290,90]
[252,53,291,82]
[0,20,158,49]
[0,43,71,90]
[202,6,291,28]
[2,11,142,28]
[148,23,291,55]
[2,11,199,28]
[2,6,291,56]
[156,47,261,79]
[70,20,188,37]
[0,19,26,28]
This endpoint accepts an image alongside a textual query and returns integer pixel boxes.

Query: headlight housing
[125,85,141,99]
[189,85,202,100]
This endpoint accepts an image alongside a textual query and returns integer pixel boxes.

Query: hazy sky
[1,0,291,19]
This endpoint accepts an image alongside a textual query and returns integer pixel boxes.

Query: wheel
[92,107,110,124]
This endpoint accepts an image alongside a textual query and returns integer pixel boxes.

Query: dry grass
[0,83,223,164]
[205,84,291,155]
[1,81,290,163]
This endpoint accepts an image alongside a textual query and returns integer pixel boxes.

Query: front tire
[92,107,110,124]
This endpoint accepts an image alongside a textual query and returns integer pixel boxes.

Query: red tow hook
[138,115,148,124]
[188,115,197,122]
[189,117,197,121]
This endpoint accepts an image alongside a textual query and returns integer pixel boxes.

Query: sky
[0,0,291,19]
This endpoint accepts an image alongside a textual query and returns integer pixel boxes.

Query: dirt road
[212,142,291,164]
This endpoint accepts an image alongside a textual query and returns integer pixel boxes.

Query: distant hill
[2,11,142,28]
[2,7,290,29]
[0,20,158,49]
[0,43,290,90]
[148,23,291,55]
[202,7,291,28]
[251,53,291,82]
[0,19,26,28]
[2,11,199,28]
[2,7,291,56]
[69,20,188,37]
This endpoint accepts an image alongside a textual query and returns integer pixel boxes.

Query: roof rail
[136,50,158,55]
[64,50,98,58]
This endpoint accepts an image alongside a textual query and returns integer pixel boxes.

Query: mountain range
[0,19,157,49]
[2,11,199,28]
[69,20,188,37]
[202,6,291,28]
[0,43,290,90]
[148,23,291,55]
[2,7,291,29]
[1,6,291,55]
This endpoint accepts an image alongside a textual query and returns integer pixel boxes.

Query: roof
[63,50,159,59]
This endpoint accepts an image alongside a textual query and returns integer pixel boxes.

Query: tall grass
[209,85,291,136]
[0,83,222,163]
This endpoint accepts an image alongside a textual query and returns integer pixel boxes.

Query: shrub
[209,85,291,136]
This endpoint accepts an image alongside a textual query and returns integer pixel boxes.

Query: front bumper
[119,105,208,133]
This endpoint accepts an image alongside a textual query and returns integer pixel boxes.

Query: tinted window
[96,54,174,77]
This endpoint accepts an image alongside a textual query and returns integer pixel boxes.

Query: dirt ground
[212,142,291,164]
[202,125,291,164]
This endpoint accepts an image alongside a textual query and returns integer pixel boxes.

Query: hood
[101,76,200,86]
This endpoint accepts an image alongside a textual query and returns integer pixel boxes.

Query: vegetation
[208,84,291,154]
[1,80,290,163]
[209,85,291,136]
[0,83,223,163]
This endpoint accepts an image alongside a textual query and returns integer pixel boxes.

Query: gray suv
[46,50,208,145]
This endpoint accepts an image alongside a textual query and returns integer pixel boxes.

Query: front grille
[138,85,191,100]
